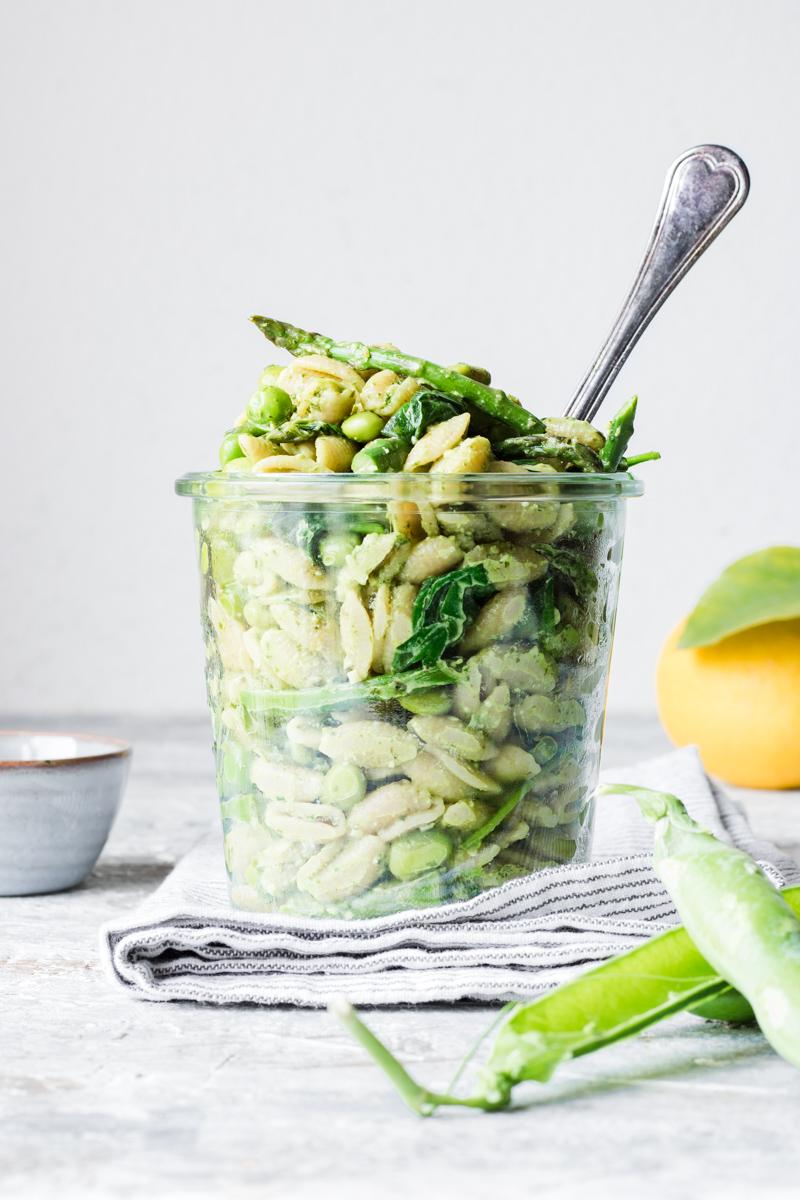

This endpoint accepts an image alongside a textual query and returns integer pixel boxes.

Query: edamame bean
[341,411,385,442]
[321,762,367,810]
[388,829,451,881]
[398,688,452,716]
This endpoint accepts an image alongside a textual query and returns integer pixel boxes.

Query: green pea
[259,365,284,386]
[319,533,359,568]
[247,385,293,426]
[388,829,451,881]
[449,362,492,386]
[398,688,452,716]
[341,411,385,442]
[321,763,366,810]
[219,429,246,466]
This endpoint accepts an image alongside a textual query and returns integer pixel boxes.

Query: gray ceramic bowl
[0,731,131,896]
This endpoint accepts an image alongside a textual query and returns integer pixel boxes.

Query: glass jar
[176,470,642,917]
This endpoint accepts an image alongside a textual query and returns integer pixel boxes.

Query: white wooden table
[2,714,799,1200]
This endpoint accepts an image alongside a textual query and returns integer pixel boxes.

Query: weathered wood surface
[1,714,799,1199]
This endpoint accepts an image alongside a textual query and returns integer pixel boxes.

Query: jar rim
[175,470,644,502]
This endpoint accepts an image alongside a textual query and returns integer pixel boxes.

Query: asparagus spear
[250,316,544,435]
[599,395,638,470]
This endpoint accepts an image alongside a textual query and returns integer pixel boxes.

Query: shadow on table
[496,1036,772,1114]
[82,858,174,893]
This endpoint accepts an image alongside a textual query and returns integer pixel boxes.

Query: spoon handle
[565,144,750,421]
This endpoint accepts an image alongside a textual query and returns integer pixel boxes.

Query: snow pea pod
[601,785,800,1069]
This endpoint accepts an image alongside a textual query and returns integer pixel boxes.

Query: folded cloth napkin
[101,747,800,1007]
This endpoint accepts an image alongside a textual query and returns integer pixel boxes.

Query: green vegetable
[247,385,293,426]
[346,873,447,917]
[267,419,341,442]
[220,792,262,823]
[335,881,800,1114]
[269,510,328,565]
[241,662,464,714]
[532,735,559,765]
[392,564,495,671]
[341,411,385,442]
[398,688,452,716]
[389,829,451,880]
[690,988,755,1024]
[321,763,366,810]
[600,783,800,1070]
[532,576,556,638]
[538,545,597,600]
[351,438,410,473]
[450,362,492,385]
[497,436,603,472]
[462,780,534,852]
[319,533,359,568]
[219,429,246,467]
[382,390,464,443]
[250,316,544,435]
[678,546,800,648]
[599,395,638,471]
[621,451,661,468]
[217,739,252,794]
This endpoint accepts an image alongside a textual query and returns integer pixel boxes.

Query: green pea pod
[601,784,800,1070]
[334,881,800,1114]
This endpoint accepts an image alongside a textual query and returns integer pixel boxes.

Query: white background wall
[2,0,798,718]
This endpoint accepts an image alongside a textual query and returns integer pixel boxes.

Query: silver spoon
[565,144,750,421]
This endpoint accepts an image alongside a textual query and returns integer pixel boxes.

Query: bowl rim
[0,729,132,769]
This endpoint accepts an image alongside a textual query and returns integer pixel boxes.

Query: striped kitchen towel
[101,746,800,1006]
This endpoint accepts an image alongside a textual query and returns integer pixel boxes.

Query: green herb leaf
[382,389,464,443]
[679,546,800,648]
[392,564,495,671]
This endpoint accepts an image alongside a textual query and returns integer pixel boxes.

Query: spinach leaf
[496,436,603,472]
[269,509,328,564]
[383,389,464,443]
[532,576,556,636]
[538,546,597,601]
[268,419,342,442]
[393,564,495,671]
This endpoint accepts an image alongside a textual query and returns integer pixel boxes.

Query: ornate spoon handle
[565,144,750,421]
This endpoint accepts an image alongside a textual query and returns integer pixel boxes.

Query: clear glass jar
[176,470,643,917]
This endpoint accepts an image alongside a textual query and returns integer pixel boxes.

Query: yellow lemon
[656,618,800,789]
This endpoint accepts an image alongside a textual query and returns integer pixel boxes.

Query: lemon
[656,618,800,789]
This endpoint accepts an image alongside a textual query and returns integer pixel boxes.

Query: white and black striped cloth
[101,747,800,1007]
